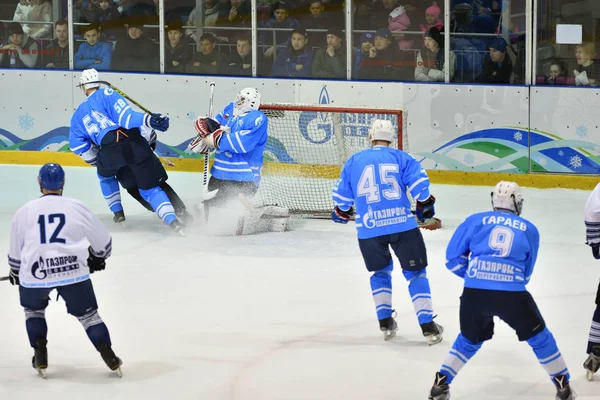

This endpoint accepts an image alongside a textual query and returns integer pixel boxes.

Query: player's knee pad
[138,186,163,203]
[456,333,484,353]
[526,327,552,347]
[402,268,427,282]
[372,262,394,276]
[77,309,103,330]
[24,309,45,321]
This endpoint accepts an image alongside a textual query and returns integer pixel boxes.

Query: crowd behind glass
[0,0,597,86]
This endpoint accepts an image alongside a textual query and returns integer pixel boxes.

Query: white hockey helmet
[78,68,101,91]
[491,181,524,215]
[368,119,395,145]
[233,87,261,116]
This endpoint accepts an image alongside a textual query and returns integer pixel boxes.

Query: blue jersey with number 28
[332,145,431,239]
[69,87,148,157]
[446,210,540,292]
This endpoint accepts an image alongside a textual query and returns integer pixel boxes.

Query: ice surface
[0,165,598,400]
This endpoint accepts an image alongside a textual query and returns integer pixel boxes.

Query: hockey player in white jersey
[583,183,600,380]
[7,163,122,378]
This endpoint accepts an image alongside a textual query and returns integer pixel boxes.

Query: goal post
[256,102,441,229]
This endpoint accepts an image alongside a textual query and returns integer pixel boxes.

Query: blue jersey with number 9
[445,211,540,292]
[332,145,431,239]
[69,88,148,157]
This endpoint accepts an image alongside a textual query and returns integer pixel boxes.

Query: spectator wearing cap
[311,26,346,79]
[0,22,38,68]
[111,22,159,73]
[259,2,300,59]
[12,0,52,40]
[476,37,512,83]
[420,4,443,33]
[186,32,227,75]
[271,27,313,78]
[415,26,455,82]
[388,5,413,50]
[353,31,374,78]
[358,27,411,81]
[74,23,112,70]
[164,20,193,74]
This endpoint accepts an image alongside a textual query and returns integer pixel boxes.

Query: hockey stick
[0,276,9,282]
[202,83,218,205]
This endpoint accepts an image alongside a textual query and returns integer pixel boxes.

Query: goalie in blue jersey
[428,182,574,400]
[69,68,184,234]
[331,119,443,343]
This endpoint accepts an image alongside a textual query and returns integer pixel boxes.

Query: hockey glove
[186,135,211,154]
[195,116,221,137]
[415,195,436,222]
[201,128,225,149]
[8,268,19,286]
[148,114,170,132]
[332,206,354,224]
[87,247,106,274]
[590,242,600,260]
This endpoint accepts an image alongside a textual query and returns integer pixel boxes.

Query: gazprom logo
[318,86,330,122]
[299,85,333,145]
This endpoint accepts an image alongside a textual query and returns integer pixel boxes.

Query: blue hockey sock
[139,187,177,225]
[440,333,482,384]
[25,310,48,348]
[370,263,393,320]
[587,306,600,354]
[78,310,112,348]
[527,328,570,381]
[98,174,123,213]
[403,269,434,324]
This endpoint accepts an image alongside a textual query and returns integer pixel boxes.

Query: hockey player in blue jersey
[331,119,443,343]
[69,68,184,234]
[188,87,268,214]
[428,181,574,400]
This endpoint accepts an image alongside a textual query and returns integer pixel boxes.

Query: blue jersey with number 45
[446,211,540,292]
[332,146,431,239]
[69,88,149,157]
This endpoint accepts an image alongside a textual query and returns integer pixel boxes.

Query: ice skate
[379,313,398,341]
[169,219,185,237]
[97,343,122,377]
[421,321,444,345]
[428,372,450,400]
[553,374,574,400]
[112,211,127,228]
[31,339,48,379]
[583,347,600,381]
[177,209,194,225]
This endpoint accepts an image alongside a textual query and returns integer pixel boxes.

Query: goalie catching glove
[332,206,354,224]
[187,116,228,153]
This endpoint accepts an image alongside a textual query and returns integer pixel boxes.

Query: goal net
[255,103,406,212]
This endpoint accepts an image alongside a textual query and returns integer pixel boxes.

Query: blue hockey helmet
[38,163,65,191]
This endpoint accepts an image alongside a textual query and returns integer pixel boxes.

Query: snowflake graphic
[494,148,499,153]
[513,131,523,142]
[575,125,588,139]
[18,113,34,131]
[463,152,475,165]
[558,150,564,156]
[570,155,582,169]
[538,158,547,166]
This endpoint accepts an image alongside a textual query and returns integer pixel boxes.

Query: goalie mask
[491,181,523,215]
[233,87,261,116]
[368,119,395,145]
[78,68,101,92]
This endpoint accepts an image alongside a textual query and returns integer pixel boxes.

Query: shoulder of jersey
[246,110,266,126]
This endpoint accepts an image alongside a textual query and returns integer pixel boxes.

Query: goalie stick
[0,276,8,282]
[203,82,217,205]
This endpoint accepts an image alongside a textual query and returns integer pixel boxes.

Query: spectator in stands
[358,27,410,81]
[215,0,251,44]
[223,34,252,76]
[259,2,300,60]
[165,20,193,74]
[13,0,52,40]
[97,0,121,24]
[301,1,327,30]
[185,32,226,74]
[538,62,565,85]
[74,22,112,70]
[271,27,313,78]
[388,5,413,50]
[312,26,346,79]
[476,37,512,84]
[353,31,373,78]
[420,4,443,32]
[79,0,100,22]
[367,0,401,32]
[0,22,38,68]
[353,0,374,32]
[45,20,69,69]
[112,23,159,73]
[415,26,455,82]
[573,42,600,87]
[186,0,223,42]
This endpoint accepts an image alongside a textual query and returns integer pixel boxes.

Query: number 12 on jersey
[357,164,401,203]
[38,214,66,244]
